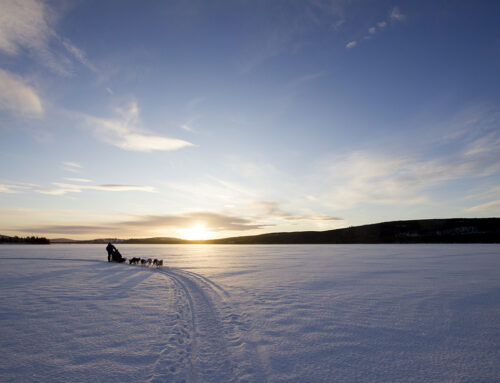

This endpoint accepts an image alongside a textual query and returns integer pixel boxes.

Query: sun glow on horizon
[179,223,211,240]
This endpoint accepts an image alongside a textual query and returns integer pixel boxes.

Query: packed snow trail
[148,266,265,383]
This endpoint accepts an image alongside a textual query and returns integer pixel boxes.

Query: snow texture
[0,244,499,382]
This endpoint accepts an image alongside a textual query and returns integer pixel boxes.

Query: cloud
[64,177,92,183]
[319,153,426,209]
[95,184,156,192]
[0,185,14,193]
[0,68,43,117]
[180,115,201,133]
[62,161,82,173]
[238,0,347,72]
[390,7,405,21]
[351,7,405,49]
[186,97,204,111]
[85,102,194,152]
[466,186,500,201]
[0,181,38,194]
[318,147,492,210]
[63,161,82,168]
[134,212,264,232]
[36,183,81,196]
[317,111,500,210]
[256,201,343,222]
[36,182,157,196]
[61,38,98,73]
[288,71,326,89]
[0,0,50,56]
[0,184,23,194]
[332,19,345,31]
[466,200,500,212]
[0,0,96,75]
[21,211,266,236]
[180,124,194,132]
[166,175,259,211]
[118,133,192,151]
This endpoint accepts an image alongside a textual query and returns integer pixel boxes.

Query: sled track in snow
[150,267,264,383]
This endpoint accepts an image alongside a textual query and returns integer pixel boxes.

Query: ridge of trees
[0,235,50,244]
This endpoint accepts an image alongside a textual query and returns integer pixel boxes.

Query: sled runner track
[155,267,266,383]
[157,267,235,382]
[146,271,197,383]
[176,268,230,298]
[0,257,104,263]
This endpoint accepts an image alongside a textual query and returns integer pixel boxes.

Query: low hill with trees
[125,218,500,244]
[0,235,50,244]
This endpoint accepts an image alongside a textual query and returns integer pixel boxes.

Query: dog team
[128,257,163,267]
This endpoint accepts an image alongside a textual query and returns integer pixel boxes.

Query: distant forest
[124,218,500,245]
[0,235,50,244]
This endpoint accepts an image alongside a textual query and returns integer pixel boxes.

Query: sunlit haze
[0,0,499,240]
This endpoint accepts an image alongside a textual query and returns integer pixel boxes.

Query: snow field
[0,244,499,382]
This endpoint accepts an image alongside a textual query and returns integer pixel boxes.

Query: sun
[180,223,210,240]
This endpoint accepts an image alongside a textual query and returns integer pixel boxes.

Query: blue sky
[1,0,499,240]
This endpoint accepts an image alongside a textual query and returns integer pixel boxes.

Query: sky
[1,0,499,240]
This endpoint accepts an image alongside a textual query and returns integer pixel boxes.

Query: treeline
[122,218,499,245]
[0,235,50,244]
[208,218,500,244]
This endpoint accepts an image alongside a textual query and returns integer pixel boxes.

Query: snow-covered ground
[0,244,499,382]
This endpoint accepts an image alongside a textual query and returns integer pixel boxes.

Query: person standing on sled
[106,242,117,262]
[107,243,126,263]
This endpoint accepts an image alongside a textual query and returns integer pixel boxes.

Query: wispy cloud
[345,41,357,49]
[466,186,500,201]
[255,201,343,222]
[288,71,326,89]
[85,102,194,152]
[21,211,266,236]
[180,116,201,133]
[239,0,347,72]
[62,161,82,173]
[64,177,92,183]
[128,212,264,232]
[0,181,38,194]
[0,184,25,194]
[466,200,500,212]
[318,153,427,209]
[0,68,43,117]
[96,184,156,192]
[0,0,51,56]
[390,7,406,21]
[180,124,194,132]
[166,175,258,210]
[36,182,156,196]
[316,111,500,210]
[347,6,405,49]
[0,0,97,75]
[186,97,205,111]
[61,38,98,73]
[0,185,14,194]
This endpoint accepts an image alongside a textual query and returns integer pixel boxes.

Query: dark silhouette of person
[106,242,116,262]
[107,242,126,263]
